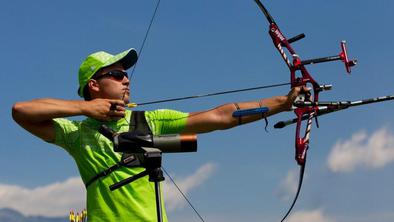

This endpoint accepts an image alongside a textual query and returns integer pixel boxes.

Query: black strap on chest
[85,111,151,188]
[129,110,152,134]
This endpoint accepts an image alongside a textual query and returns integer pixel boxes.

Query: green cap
[77,48,138,97]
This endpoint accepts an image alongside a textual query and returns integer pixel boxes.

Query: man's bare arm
[12,98,125,142]
[182,87,303,134]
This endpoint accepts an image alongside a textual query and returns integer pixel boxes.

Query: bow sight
[296,41,357,74]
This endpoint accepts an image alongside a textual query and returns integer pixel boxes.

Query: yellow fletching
[126,103,138,108]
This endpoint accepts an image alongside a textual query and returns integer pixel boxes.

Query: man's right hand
[83,99,126,121]
[12,98,127,143]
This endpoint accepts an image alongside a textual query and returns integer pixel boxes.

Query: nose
[123,76,130,86]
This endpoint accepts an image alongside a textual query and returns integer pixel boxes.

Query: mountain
[0,208,68,222]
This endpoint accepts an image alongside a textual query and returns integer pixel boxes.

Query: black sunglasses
[92,71,128,81]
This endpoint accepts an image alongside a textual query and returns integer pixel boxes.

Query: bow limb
[280,163,306,222]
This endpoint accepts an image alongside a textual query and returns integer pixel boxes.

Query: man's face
[90,63,130,103]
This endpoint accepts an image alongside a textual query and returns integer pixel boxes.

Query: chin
[123,95,130,104]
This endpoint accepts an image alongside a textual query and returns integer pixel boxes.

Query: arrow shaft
[129,82,290,107]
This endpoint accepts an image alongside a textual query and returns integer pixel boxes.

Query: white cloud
[163,163,216,211]
[327,127,394,173]
[0,177,85,217]
[0,163,216,217]
[286,209,336,222]
[277,168,300,201]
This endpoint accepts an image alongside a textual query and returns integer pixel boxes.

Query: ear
[87,79,100,93]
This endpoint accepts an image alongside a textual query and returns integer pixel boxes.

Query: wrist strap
[233,103,242,125]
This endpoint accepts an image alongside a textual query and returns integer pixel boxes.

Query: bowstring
[162,167,206,222]
[130,0,162,80]
[122,0,162,125]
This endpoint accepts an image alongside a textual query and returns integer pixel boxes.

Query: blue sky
[1,0,394,221]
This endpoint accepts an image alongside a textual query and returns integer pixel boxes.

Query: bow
[130,2,357,221]
[252,1,357,221]
[126,2,394,222]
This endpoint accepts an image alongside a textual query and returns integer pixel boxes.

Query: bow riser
[294,107,318,165]
[268,21,322,167]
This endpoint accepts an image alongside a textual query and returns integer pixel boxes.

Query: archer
[12,48,305,222]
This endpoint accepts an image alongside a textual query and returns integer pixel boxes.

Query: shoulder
[144,109,189,135]
[144,109,189,121]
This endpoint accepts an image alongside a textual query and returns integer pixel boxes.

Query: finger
[109,104,126,112]
[302,87,311,95]
[302,86,311,93]
[110,103,117,111]
[109,99,125,106]
[109,110,126,117]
